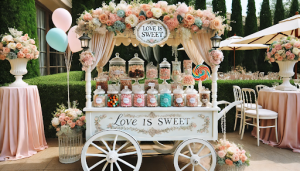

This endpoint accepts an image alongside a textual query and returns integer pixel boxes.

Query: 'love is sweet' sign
[134,19,170,47]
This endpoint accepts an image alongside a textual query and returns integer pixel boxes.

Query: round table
[0,86,48,161]
[252,89,300,152]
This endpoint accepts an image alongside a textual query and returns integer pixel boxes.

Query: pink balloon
[68,26,83,53]
[52,8,72,32]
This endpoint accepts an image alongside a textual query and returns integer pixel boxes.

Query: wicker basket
[58,130,82,164]
[215,164,246,171]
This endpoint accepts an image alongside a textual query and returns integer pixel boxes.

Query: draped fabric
[138,44,153,62]
[192,31,215,66]
[90,32,116,70]
[153,45,160,62]
[181,38,204,65]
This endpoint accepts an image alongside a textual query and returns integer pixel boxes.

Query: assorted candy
[173,94,184,107]
[186,94,198,107]
[146,68,158,78]
[160,68,171,80]
[147,94,158,107]
[109,65,126,82]
[129,64,144,78]
[182,74,195,86]
[96,78,108,93]
[120,78,132,90]
[183,60,192,74]
[107,94,119,107]
[121,94,132,107]
[133,94,145,107]
[93,94,105,107]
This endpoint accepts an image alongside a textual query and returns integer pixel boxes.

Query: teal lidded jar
[160,87,172,107]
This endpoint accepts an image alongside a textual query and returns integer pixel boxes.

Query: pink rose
[59,115,65,122]
[217,150,226,158]
[80,116,85,121]
[196,9,203,18]
[270,58,275,62]
[83,13,93,21]
[286,51,292,56]
[164,17,179,31]
[35,51,39,55]
[176,3,189,16]
[24,34,28,38]
[29,39,35,44]
[65,116,70,121]
[191,25,199,32]
[240,154,247,162]
[140,4,152,12]
[31,45,37,51]
[61,121,66,126]
[210,17,222,30]
[285,43,292,49]
[16,43,22,49]
[67,120,73,125]
[76,120,84,126]
[22,47,29,54]
[219,146,225,150]
[203,20,210,28]
[289,53,295,60]
[271,48,277,55]
[225,159,233,165]
[277,56,283,61]
[275,44,282,50]
[226,142,231,148]
[92,9,102,17]
[25,53,32,59]
[126,10,132,17]
[3,47,10,54]
[232,154,239,162]
[21,36,27,41]
[70,122,76,128]
[294,42,300,48]
[274,53,280,59]
[17,51,25,58]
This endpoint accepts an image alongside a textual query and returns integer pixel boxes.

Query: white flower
[7,43,17,50]
[151,8,163,18]
[157,1,168,7]
[116,3,127,11]
[51,117,60,126]
[277,50,285,55]
[66,109,78,119]
[292,47,300,55]
[290,39,296,45]
[125,14,138,27]
[2,35,13,42]
[8,28,23,37]
[92,18,101,27]
[227,146,238,155]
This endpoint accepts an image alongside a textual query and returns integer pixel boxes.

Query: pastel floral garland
[266,35,300,63]
[79,50,96,71]
[209,49,224,66]
[0,28,39,60]
[75,0,227,37]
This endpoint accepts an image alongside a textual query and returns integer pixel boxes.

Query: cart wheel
[174,139,216,171]
[81,130,142,171]
[153,141,181,154]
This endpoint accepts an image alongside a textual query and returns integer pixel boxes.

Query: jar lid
[147,83,158,94]
[94,86,105,94]
[129,53,144,65]
[109,53,126,65]
[121,86,132,94]
[173,86,184,94]
[159,58,170,67]
[200,90,211,94]
[160,87,171,94]
[185,86,198,94]
[107,87,119,94]
[133,86,145,94]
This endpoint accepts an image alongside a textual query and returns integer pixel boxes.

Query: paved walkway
[0,132,299,171]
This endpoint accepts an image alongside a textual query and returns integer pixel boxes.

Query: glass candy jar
[120,77,132,91]
[121,86,132,107]
[200,90,211,107]
[173,86,185,107]
[171,82,182,93]
[109,53,126,85]
[146,62,158,79]
[186,86,198,107]
[129,53,145,85]
[160,88,172,107]
[183,60,192,74]
[172,58,182,83]
[144,78,159,92]
[93,86,106,107]
[147,83,158,107]
[182,69,195,87]
[107,89,119,107]
[133,87,145,107]
[159,58,171,84]
[96,77,108,93]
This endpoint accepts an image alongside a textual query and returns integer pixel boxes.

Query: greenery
[273,0,285,24]
[0,0,40,85]
[195,0,206,10]
[288,0,298,17]
[243,0,258,72]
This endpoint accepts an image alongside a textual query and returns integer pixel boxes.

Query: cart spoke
[91,142,108,154]
[102,162,109,171]
[198,163,208,171]
[88,158,106,170]
[199,153,212,159]
[86,153,107,157]
[179,153,191,159]
[110,162,113,171]
[192,165,195,171]
[117,158,136,169]
[101,139,111,152]
[116,141,131,153]
[115,161,122,171]
[188,144,193,155]
[113,135,118,151]
[180,162,191,171]
[196,144,206,155]
[118,151,137,157]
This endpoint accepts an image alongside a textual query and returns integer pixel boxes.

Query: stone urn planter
[276,61,297,91]
[7,58,29,87]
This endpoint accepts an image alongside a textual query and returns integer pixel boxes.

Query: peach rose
[125,10,132,17]
[16,43,22,49]
[56,128,60,132]
[61,121,66,126]
[126,23,132,29]
[146,11,153,18]
[76,120,84,126]
[140,4,152,12]
[294,42,300,48]
[3,47,10,54]
[231,154,239,162]
[92,9,102,17]
[106,20,113,26]
[59,115,65,122]
[24,34,29,38]
[99,14,108,24]
[67,120,73,125]
[163,15,170,22]
[285,43,292,49]
[183,23,190,28]
[25,53,32,59]
[219,146,226,150]
[203,20,210,27]
[21,47,29,54]
[83,13,93,21]
[240,154,247,162]
[217,150,226,158]
[30,39,35,44]
[80,116,85,121]
[210,17,222,30]
[20,36,27,41]
[196,9,203,18]
[274,53,280,59]
[139,15,146,22]
[184,14,195,25]
[225,159,233,165]
[70,122,76,128]
[17,51,25,58]
[65,116,70,121]
[31,45,37,51]
[35,51,39,55]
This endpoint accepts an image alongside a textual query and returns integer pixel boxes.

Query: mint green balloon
[46,28,68,52]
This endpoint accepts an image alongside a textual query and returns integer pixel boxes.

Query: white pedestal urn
[276,61,297,91]
[7,58,29,87]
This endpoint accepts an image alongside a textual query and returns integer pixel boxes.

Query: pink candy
[160,68,170,80]
[147,94,158,107]
[121,94,132,107]
[146,68,158,78]
[133,94,145,107]
[173,94,184,107]
[186,94,198,107]
[182,75,195,86]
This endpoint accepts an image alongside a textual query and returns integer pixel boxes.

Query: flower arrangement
[0,28,39,60]
[209,49,224,66]
[79,50,96,71]
[215,139,250,168]
[51,102,86,135]
[266,35,300,63]
[75,0,227,37]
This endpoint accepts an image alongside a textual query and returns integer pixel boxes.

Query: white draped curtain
[191,31,214,66]
[180,38,204,65]
[153,45,160,62]
[138,44,153,62]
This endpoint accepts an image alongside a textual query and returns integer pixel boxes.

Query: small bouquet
[209,49,223,66]
[266,35,300,63]
[79,50,96,71]
[51,102,86,136]
[215,139,250,169]
[0,28,39,60]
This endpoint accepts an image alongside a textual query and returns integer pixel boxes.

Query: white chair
[241,88,278,146]
[255,85,267,94]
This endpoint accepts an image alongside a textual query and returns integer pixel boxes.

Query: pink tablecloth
[252,89,300,152]
[0,86,48,161]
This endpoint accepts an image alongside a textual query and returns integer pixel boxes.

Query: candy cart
[76,3,241,170]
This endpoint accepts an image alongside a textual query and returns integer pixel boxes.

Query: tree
[273,0,285,24]
[229,0,244,68]
[195,0,206,10]
[258,0,273,72]
[289,0,298,17]
[0,0,39,84]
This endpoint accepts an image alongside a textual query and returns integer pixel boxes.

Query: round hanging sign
[134,18,170,47]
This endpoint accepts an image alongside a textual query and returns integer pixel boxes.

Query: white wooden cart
[81,67,241,171]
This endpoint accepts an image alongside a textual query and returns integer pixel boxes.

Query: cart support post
[211,65,219,108]
[85,65,92,108]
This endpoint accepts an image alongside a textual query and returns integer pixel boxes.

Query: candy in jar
[160,88,172,107]
[107,89,119,107]
[147,83,158,107]
[185,86,198,107]
[96,77,108,93]
[93,86,106,107]
[144,78,159,92]
[133,87,145,107]
[200,90,211,107]
[109,53,126,83]
[159,58,171,84]
[173,86,185,107]
[182,71,195,87]
[146,62,158,79]
[121,86,132,107]
[183,60,192,74]
[172,58,182,83]
[120,77,132,91]
[171,82,182,93]
[128,53,145,85]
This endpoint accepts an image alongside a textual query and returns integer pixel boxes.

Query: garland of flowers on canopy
[75,0,227,108]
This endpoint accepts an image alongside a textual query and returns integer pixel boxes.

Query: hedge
[5,71,286,138]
